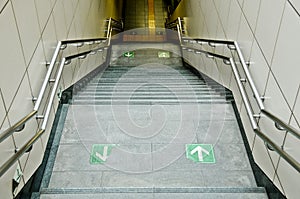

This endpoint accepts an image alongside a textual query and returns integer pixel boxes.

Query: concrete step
[91,77,203,81]
[39,187,268,199]
[72,99,229,105]
[93,77,202,81]
[75,91,223,96]
[77,89,215,95]
[73,95,224,100]
[95,73,199,76]
[87,82,208,86]
[80,87,211,92]
[39,192,269,199]
[97,74,198,78]
[106,66,185,70]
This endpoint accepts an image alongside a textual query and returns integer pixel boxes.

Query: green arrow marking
[158,51,170,58]
[123,51,134,58]
[186,144,215,163]
[90,144,115,164]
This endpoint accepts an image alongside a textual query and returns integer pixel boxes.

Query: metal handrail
[166,17,182,29]
[229,58,259,129]
[184,38,300,143]
[106,17,123,38]
[182,38,299,139]
[0,44,110,178]
[0,129,45,177]
[181,38,300,172]
[41,58,65,130]
[106,18,112,38]
[262,109,300,140]
[0,18,116,177]
[182,46,229,60]
[254,129,300,173]
[234,41,265,110]
[61,38,107,45]
[182,38,265,110]
[0,110,37,143]
[176,17,300,172]
[34,42,62,111]
[0,38,106,144]
[182,46,300,172]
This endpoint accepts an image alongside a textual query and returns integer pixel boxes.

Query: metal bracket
[206,53,214,59]
[223,59,231,65]
[240,78,247,83]
[36,115,44,120]
[14,124,25,132]
[227,44,236,50]
[265,142,275,151]
[275,122,286,131]
[78,54,87,59]
[245,61,253,66]
[45,61,51,67]
[253,114,261,119]
[64,59,72,65]
[208,42,216,47]
[60,44,67,50]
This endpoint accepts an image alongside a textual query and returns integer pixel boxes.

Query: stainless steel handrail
[234,41,265,110]
[61,38,107,45]
[262,109,300,140]
[182,46,229,60]
[254,129,300,173]
[166,17,181,29]
[0,110,37,143]
[106,18,112,38]
[182,38,265,110]
[0,38,107,145]
[183,38,300,140]
[182,45,300,172]
[106,17,123,38]
[0,18,117,177]
[34,42,62,111]
[41,58,65,130]
[0,129,45,177]
[181,36,300,172]
[229,58,259,129]
[0,44,110,177]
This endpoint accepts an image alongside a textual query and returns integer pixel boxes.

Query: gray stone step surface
[72,60,231,105]
[37,103,267,198]
[38,188,268,199]
[37,43,263,198]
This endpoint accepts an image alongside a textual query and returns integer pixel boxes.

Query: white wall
[178,0,300,198]
[0,0,117,198]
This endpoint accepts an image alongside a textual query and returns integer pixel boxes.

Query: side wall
[0,0,122,198]
[174,0,300,198]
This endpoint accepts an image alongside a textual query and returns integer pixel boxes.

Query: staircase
[72,65,230,105]
[35,42,268,198]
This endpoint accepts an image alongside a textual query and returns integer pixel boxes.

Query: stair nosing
[41,187,266,194]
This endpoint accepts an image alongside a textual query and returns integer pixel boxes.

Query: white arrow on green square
[90,144,116,164]
[123,51,134,58]
[186,144,215,163]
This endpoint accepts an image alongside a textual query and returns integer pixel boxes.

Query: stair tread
[41,187,267,194]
